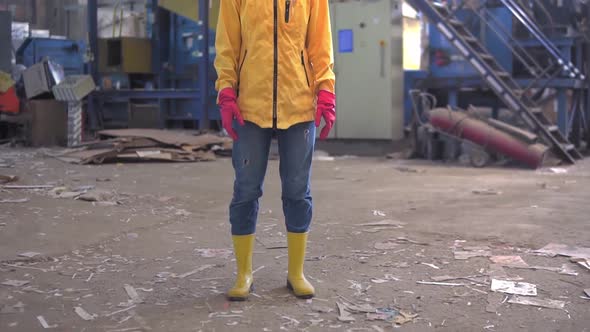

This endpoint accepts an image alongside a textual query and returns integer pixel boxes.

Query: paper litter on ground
[534,243,590,259]
[18,251,42,258]
[491,279,537,296]
[0,198,29,203]
[508,295,565,310]
[357,220,406,228]
[1,279,30,287]
[336,302,355,322]
[124,284,143,304]
[490,256,529,268]
[37,315,57,329]
[455,249,492,260]
[74,306,95,321]
[571,257,590,270]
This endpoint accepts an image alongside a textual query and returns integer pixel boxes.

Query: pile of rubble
[50,129,233,164]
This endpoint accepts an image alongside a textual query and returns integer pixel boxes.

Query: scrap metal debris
[74,306,96,321]
[104,305,137,317]
[2,184,53,190]
[396,237,428,245]
[357,220,406,228]
[366,308,398,321]
[372,210,387,217]
[571,257,590,270]
[489,256,529,268]
[515,264,578,276]
[78,189,116,202]
[18,252,42,258]
[535,243,590,259]
[507,295,565,310]
[0,174,18,184]
[336,302,356,322]
[491,279,537,296]
[490,256,577,276]
[124,284,143,304]
[174,264,215,279]
[195,248,233,259]
[1,279,30,287]
[430,275,486,283]
[417,281,465,287]
[548,167,568,174]
[393,311,418,325]
[51,129,232,164]
[472,189,502,196]
[420,262,441,270]
[454,246,492,260]
[37,315,57,329]
[371,274,400,284]
[393,166,425,173]
[347,280,370,296]
[0,198,29,203]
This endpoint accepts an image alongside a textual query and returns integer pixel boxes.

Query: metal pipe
[88,0,98,82]
[429,108,548,168]
[87,0,99,131]
[198,0,209,130]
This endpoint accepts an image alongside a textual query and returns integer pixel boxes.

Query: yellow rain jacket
[215,0,335,129]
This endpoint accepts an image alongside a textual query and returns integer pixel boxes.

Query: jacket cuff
[318,81,335,94]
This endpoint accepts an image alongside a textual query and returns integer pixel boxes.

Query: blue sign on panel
[338,29,353,53]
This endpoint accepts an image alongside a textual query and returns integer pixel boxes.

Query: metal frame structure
[406,0,589,162]
[86,0,211,131]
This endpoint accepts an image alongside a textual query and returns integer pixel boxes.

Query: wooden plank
[98,129,230,150]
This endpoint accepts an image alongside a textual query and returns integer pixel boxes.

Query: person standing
[214,0,336,300]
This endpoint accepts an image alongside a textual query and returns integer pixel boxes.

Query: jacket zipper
[273,0,278,128]
[285,0,291,23]
[301,51,310,87]
[236,50,247,95]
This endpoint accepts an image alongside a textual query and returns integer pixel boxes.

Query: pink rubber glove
[218,88,245,140]
[315,90,336,140]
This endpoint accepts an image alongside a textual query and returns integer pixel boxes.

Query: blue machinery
[405,0,590,163]
[86,0,217,130]
[16,38,86,76]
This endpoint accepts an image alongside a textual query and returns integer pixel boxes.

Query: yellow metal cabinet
[98,37,152,74]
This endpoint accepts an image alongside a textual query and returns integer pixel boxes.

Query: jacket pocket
[285,0,291,23]
[283,0,302,35]
[300,50,310,88]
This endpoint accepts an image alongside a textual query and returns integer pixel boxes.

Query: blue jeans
[230,121,315,235]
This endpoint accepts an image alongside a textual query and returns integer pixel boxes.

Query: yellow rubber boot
[287,232,315,299]
[227,234,255,301]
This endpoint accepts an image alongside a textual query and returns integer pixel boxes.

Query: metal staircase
[406,0,583,164]
[498,0,585,81]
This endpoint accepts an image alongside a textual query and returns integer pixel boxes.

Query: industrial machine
[86,0,218,131]
[405,0,590,166]
[16,37,86,76]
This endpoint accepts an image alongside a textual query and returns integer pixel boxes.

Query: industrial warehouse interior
[0,0,589,331]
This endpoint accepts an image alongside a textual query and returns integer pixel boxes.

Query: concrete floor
[1,147,589,332]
